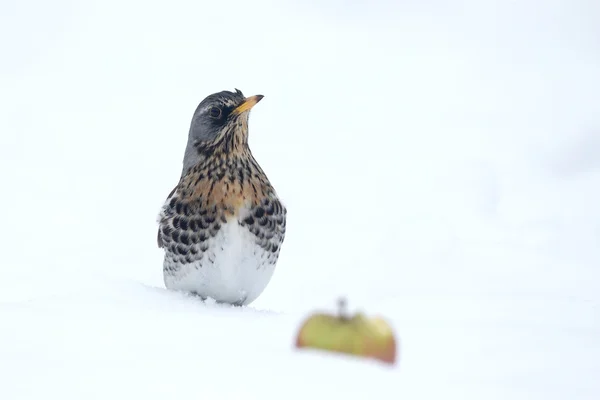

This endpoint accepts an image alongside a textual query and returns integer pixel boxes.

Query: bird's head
[182,88,264,175]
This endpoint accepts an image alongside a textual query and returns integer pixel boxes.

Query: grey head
[181,88,264,176]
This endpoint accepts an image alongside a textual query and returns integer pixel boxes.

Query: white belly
[163,219,276,305]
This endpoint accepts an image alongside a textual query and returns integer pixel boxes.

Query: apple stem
[337,297,349,320]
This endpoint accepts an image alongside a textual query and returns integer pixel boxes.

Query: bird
[157,89,287,306]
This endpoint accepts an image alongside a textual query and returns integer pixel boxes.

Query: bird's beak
[232,95,264,115]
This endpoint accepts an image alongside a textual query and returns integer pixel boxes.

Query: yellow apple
[295,299,398,365]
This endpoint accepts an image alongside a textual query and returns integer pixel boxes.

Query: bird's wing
[157,185,178,248]
[239,194,287,255]
[157,183,224,264]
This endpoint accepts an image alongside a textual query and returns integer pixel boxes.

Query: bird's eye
[209,107,222,119]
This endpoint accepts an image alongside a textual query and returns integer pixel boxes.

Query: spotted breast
[158,152,286,306]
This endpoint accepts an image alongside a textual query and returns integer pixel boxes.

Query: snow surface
[1,0,599,399]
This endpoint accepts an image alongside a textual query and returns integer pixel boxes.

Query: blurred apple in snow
[295,298,398,365]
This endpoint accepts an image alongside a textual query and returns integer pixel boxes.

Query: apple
[295,298,398,365]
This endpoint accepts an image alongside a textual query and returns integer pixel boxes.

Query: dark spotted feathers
[158,150,286,274]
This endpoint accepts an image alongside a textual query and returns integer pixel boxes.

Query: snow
[1,0,599,399]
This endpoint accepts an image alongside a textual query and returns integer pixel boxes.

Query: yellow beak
[232,95,264,115]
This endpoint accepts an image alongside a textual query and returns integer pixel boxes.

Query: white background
[1,0,599,399]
